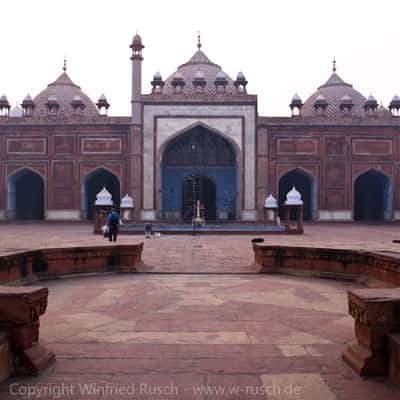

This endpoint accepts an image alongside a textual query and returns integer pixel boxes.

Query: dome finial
[63,56,67,73]
[197,30,202,50]
[332,56,336,74]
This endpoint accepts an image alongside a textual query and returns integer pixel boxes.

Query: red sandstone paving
[1,223,400,398]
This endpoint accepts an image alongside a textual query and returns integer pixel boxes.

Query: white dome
[292,93,302,101]
[120,194,134,208]
[285,186,303,205]
[264,194,278,208]
[153,71,162,80]
[95,186,113,206]
[216,70,226,79]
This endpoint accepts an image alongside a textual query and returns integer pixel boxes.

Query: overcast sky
[1,0,400,117]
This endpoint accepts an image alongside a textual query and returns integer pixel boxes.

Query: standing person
[108,207,122,242]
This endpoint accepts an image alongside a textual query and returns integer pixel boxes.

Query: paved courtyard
[0,222,399,398]
[1,222,400,273]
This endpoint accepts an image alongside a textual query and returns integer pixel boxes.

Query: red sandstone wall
[0,124,133,214]
[256,123,400,217]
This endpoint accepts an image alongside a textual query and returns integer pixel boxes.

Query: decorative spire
[197,31,202,50]
[63,56,67,73]
[332,56,336,74]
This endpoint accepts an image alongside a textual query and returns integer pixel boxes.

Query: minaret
[130,33,144,124]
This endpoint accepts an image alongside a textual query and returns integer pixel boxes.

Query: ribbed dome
[162,48,236,96]
[301,72,366,118]
[32,71,99,120]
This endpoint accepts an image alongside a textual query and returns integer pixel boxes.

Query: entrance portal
[354,170,391,221]
[7,169,44,220]
[182,175,216,221]
[83,168,120,220]
[161,125,237,221]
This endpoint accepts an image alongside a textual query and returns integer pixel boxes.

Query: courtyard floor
[0,222,399,398]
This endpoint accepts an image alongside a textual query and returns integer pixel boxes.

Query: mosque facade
[1,34,400,222]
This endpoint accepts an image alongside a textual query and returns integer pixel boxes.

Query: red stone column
[342,288,400,376]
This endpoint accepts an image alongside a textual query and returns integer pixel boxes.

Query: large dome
[161,49,236,96]
[301,72,367,118]
[32,71,99,120]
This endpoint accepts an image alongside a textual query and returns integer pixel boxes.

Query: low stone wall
[0,243,144,284]
[0,243,144,381]
[253,244,400,386]
[253,245,400,286]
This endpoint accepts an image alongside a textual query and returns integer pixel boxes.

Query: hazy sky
[1,0,400,117]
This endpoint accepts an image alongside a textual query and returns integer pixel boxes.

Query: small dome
[0,95,9,105]
[236,71,246,80]
[392,94,400,102]
[24,94,33,101]
[132,33,142,45]
[292,93,302,101]
[216,70,226,79]
[367,94,376,102]
[285,186,303,205]
[194,70,205,79]
[173,71,184,80]
[9,104,23,117]
[153,71,162,80]
[315,94,326,101]
[73,95,82,101]
[264,194,278,208]
[120,194,134,208]
[95,187,113,206]
[98,93,108,102]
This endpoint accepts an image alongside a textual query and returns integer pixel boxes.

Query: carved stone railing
[253,244,400,385]
[0,286,55,375]
[343,289,400,377]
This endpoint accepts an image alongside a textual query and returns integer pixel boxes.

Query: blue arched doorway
[7,168,45,220]
[354,170,391,221]
[278,168,317,221]
[82,168,120,220]
[161,125,237,221]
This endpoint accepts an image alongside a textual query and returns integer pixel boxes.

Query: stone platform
[1,273,399,399]
[0,222,399,398]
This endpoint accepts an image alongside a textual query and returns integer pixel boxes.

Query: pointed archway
[7,168,45,220]
[161,125,237,221]
[278,168,316,220]
[82,168,120,220]
[354,170,391,221]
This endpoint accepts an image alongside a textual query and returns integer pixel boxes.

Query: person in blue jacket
[107,207,122,242]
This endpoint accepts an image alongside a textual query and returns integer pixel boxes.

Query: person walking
[107,207,122,242]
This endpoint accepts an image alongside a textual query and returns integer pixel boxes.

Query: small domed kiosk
[120,194,135,222]
[263,194,278,226]
[93,187,114,234]
[284,187,304,233]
